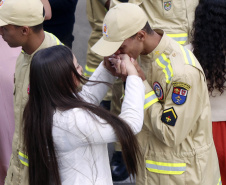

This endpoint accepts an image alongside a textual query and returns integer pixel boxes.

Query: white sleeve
[79,62,116,105]
[53,75,144,147]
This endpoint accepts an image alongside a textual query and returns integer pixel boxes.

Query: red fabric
[212,121,226,184]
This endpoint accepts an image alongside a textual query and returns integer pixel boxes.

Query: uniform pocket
[145,155,186,185]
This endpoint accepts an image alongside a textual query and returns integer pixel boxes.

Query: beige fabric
[86,0,106,75]
[111,0,199,45]
[136,30,220,185]
[0,0,44,26]
[5,32,61,185]
[86,0,112,101]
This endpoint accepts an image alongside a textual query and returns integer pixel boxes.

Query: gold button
[172,53,176,57]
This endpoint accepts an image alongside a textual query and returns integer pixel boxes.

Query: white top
[209,86,226,121]
[52,62,145,185]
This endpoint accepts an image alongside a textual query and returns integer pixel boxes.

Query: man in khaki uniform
[0,0,62,184]
[92,3,221,185]
[109,0,199,180]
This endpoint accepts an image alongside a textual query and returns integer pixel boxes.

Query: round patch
[153,82,163,100]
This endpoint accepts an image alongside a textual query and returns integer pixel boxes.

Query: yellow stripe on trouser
[146,160,186,175]
[167,33,188,45]
[84,65,96,77]
[217,177,222,185]
[155,53,174,84]
[18,151,29,166]
[180,45,196,67]
[144,91,158,109]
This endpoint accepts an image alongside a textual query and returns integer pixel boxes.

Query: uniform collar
[146,29,171,61]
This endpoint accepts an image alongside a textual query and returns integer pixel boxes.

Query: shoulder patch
[172,82,190,105]
[161,107,177,126]
[153,82,164,100]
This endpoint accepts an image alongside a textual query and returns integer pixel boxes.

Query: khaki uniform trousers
[86,0,112,101]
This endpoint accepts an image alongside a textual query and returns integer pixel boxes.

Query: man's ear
[20,26,30,36]
[136,30,146,41]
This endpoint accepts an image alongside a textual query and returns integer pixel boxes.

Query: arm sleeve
[56,75,144,147]
[79,62,116,105]
[143,66,204,147]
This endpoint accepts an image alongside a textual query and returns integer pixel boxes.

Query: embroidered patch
[164,1,171,11]
[27,84,30,95]
[153,82,164,100]
[0,0,5,7]
[172,82,190,105]
[103,24,108,37]
[161,107,177,126]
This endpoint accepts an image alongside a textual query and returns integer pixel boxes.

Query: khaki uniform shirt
[111,0,199,45]
[136,30,221,185]
[5,32,62,185]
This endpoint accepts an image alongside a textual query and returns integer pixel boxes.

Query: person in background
[0,1,51,184]
[23,45,144,185]
[189,0,226,183]
[92,3,221,184]
[43,0,78,48]
[85,0,112,110]
[0,36,20,185]
[0,0,63,184]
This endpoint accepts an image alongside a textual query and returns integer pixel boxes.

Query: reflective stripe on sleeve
[144,91,158,109]
[167,33,188,45]
[217,177,222,185]
[18,151,29,167]
[84,65,96,77]
[180,45,196,67]
[146,160,186,175]
[155,53,173,84]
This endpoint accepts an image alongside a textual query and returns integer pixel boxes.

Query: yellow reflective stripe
[155,53,173,84]
[167,33,188,45]
[167,33,188,38]
[84,65,96,77]
[180,45,196,67]
[144,91,158,109]
[44,31,63,45]
[217,177,222,185]
[146,160,186,175]
[18,152,29,167]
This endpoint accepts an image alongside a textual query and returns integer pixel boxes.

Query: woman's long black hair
[23,45,141,185]
[192,0,226,94]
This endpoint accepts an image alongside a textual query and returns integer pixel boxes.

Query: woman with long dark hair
[23,45,144,185]
[191,0,226,183]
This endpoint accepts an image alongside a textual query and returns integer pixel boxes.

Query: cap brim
[0,18,7,26]
[91,37,123,57]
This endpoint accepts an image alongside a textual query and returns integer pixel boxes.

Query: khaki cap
[0,0,44,27]
[91,3,148,57]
